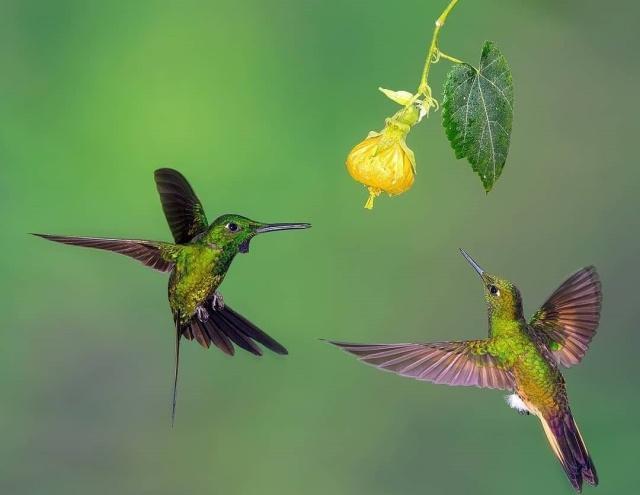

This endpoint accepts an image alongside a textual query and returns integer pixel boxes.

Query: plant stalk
[417,0,460,98]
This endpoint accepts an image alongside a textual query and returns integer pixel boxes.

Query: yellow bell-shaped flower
[346,104,419,209]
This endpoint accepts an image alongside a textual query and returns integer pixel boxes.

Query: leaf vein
[449,71,476,96]
[478,73,513,112]
[481,56,500,72]
[491,120,510,137]
[476,76,496,179]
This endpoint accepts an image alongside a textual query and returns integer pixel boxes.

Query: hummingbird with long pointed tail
[329,249,600,492]
[34,168,310,423]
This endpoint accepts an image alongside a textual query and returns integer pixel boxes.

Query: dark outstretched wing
[530,266,601,367]
[154,168,208,244]
[329,340,514,390]
[182,303,287,356]
[33,234,174,272]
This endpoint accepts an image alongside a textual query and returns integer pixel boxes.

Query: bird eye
[226,222,239,232]
[489,285,500,296]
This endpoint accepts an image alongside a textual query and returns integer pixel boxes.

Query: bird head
[459,248,524,321]
[205,214,310,254]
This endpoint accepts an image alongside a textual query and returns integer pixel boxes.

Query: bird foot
[212,292,225,311]
[195,305,209,322]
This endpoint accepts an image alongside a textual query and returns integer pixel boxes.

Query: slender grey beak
[255,223,311,234]
[459,248,485,278]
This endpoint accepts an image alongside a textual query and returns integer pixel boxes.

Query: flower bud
[346,105,419,209]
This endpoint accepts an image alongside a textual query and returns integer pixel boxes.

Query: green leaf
[442,41,514,192]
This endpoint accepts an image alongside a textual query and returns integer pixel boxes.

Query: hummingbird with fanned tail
[329,249,600,492]
[34,168,310,424]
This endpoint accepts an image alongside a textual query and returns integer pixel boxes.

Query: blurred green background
[1,0,638,493]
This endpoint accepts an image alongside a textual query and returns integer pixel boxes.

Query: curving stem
[416,0,461,106]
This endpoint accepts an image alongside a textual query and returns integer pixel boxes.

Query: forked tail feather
[539,409,598,492]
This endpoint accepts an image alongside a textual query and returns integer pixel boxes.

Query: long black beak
[459,248,485,278]
[255,223,311,234]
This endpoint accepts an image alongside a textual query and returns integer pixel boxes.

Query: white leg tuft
[505,394,530,414]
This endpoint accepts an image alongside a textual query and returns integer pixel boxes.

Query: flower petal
[400,139,417,175]
[379,87,415,106]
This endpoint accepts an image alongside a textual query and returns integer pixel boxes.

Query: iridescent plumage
[34,168,310,424]
[330,249,601,492]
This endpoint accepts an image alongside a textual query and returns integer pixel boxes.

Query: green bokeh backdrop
[1,1,638,493]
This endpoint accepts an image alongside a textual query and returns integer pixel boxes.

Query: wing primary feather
[154,168,208,244]
[530,266,602,367]
[32,233,174,272]
[327,340,514,390]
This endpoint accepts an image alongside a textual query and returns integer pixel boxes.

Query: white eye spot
[489,285,500,296]
[226,222,239,232]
